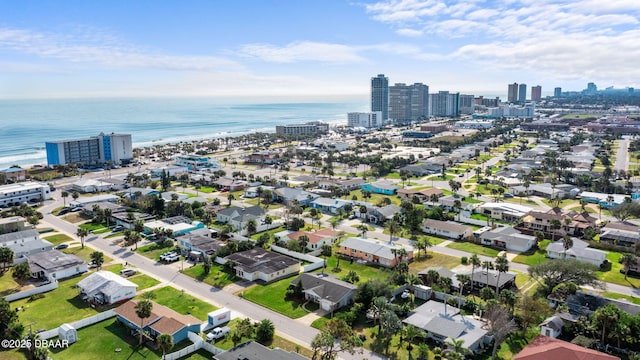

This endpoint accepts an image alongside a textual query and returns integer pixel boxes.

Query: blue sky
[1,0,639,100]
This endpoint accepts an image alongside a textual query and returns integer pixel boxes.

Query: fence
[4,281,59,302]
[270,245,325,273]
[163,332,223,360]
[458,215,489,227]
[39,309,116,340]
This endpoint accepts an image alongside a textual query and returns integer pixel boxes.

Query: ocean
[0,97,368,169]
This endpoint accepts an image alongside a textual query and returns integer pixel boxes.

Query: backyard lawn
[182,263,238,289]
[241,276,310,319]
[11,275,110,330]
[598,252,640,288]
[62,246,103,263]
[323,255,389,283]
[136,240,176,261]
[512,240,550,266]
[141,286,216,321]
[42,233,74,245]
[0,269,21,296]
[127,274,161,291]
[446,241,501,258]
[49,318,213,360]
[408,252,460,274]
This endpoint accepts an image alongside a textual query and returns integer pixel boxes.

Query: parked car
[120,269,137,277]
[401,289,411,299]
[160,251,177,261]
[55,244,69,250]
[164,254,180,263]
[206,326,230,341]
[503,193,514,198]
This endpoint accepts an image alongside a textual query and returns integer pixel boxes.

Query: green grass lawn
[598,252,640,289]
[50,317,212,360]
[62,246,102,262]
[42,233,74,245]
[408,252,461,274]
[79,221,108,232]
[241,276,309,319]
[382,227,445,246]
[602,291,640,305]
[142,286,216,321]
[11,275,111,330]
[127,274,161,291]
[512,240,550,266]
[136,240,176,261]
[181,263,238,288]
[249,225,286,241]
[446,241,501,258]
[323,255,391,283]
[0,269,21,296]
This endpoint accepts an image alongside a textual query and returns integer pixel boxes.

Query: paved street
[615,136,630,172]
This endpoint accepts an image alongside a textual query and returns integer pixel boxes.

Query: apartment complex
[430,91,460,117]
[347,112,383,128]
[518,83,527,102]
[508,83,519,103]
[0,182,52,208]
[389,82,429,123]
[531,85,542,101]
[45,132,133,166]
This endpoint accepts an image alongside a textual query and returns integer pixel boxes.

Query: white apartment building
[347,112,383,128]
[0,182,52,208]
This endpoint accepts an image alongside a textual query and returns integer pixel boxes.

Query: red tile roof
[515,335,619,360]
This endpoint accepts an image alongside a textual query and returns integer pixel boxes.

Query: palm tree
[402,324,425,359]
[76,227,89,249]
[550,218,562,242]
[61,191,69,207]
[494,254,509,296]
[357,223,369,238]
[562,235,573,259]
[245,219,257,237]
[470,254,480,291]
[444,337,470,359]
[90,251,105,270]
[594,305,620,344]
[621,253,637,280]
[103,208,112,228]
[135,299,153,345]
[386,219,399,243]
[482,260,493,288]
[156,333,173,359]
[227,193,235,206]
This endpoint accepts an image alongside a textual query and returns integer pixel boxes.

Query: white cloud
[237,41,365,63]
[0,27,242,71]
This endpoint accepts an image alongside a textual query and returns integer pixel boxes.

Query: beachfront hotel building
[347,112,383,129]
[389,83,429,124]
[371,74,389,122]
[45,132,133,167]
[275,121,329,136]
[508,83,519,103]
[0,182,52,208]
[429,91,460,117]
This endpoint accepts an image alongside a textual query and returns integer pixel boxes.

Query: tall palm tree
[470,254,481,291]
[135,299,153,345]
[494,254,509,296]
[620,253,637,280]
[482,260,493,289]
[61,191,69,207]
[156,333,173,359]
[386,219,399,243]
[76,227,89,249]
[562,235,574,259]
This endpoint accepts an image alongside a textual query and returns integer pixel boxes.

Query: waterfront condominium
[554,87,562,97]
[389,83,429,124]
[507,83,519,103]
[429,91,460,117]
[531,85,542,101]
[371,74,389,122]
[347,112,383,128]
[518,83,527,102]
[45,132,133,167]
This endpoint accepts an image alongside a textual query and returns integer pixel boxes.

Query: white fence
[270,245,325,272]
[163,331,223,360]
[458,215,489,227]
[39,309,116,340]
[4,281,59,302]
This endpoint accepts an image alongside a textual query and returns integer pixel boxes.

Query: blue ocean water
[0,97,368,169]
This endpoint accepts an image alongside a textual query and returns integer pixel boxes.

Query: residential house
[475,226,536,252]
[0,229,53,264]
[318,178,366,192]
[367,204,402,224]
[245,150,280,165]
[111,211,156,230]
[397,187,443,202]
[311,197,352,215]
[243,185,275,199]
[69,194,119,208]
[403,301,488,354]
[579,191,630,209]
[224,248,300,283]
[338,237,414,268]
[399,163,443,177]
[478,202,532,223]
[277,228,339,251]
[215,341,308,360]
[539,316,564,339]
[80,201,126,218]
[77,270,138,305]
[123,187,160,201]
[27,250,87,281]
[421,219,473,240]
[160,191,189,202]
[144,216,205,237]
[216,205,267,232]
[469,268,516,292]
[600,221,640,248]
[289,273,357,311]
[517,208,596,238]
[214,176,247,191]
[426,195,475,212]
[71,178,114,193]
[114,300,201,345]
[514,335,620,360]
[273,187,319,206]
[361,180,399,195]
[0,216,30,234]
[550,290,640,318]
[177,233,225,260]
[546,239,606,266]
[0,167,27,182]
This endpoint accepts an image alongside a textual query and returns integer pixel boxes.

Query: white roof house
[77,270,138,305]
[546,238,606,266]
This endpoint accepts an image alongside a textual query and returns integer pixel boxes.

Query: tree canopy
[529,259,600,294]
